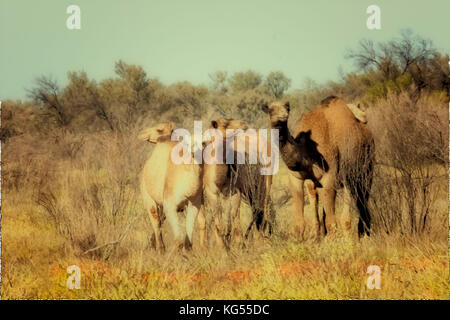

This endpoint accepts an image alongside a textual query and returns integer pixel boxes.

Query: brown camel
[262,96,374,239]
[139,122,205,252]
[202,119,273,248]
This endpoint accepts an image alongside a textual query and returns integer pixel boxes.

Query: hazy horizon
[1,0,449,100]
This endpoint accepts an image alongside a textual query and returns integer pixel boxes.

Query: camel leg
[305,180,320,240]
[204,187,226,249]
[289,173,305,240]
[213,211,226,248]
[318,178,337,236]
[150,206,165,253]
[164,202,184,250]
[231,193,242,248]
[143,194,165,253]
[185,198,201,251]
[263,174,273,235]
[341,185,352,234]
[196,205,207,250]
[149,231,156,250]
[229,192,242,247]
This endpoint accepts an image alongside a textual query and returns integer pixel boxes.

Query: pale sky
[1,0,449,100]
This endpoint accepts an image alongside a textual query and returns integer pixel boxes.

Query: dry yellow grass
[2,164,448,300]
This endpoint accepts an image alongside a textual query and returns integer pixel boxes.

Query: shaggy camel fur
[263,96,374,239]
[139,122,205,252]
[202,119,273,248]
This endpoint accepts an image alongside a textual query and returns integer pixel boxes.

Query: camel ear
[167,121,175,132]
[284,101,290,112]
[261,103,269,114]
[211,120,218,129]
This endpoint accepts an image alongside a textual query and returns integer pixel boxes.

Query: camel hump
[319,95,339,107]
[319,96,367,124]
[346,103,367,124]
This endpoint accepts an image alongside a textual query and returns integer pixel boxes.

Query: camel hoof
[294,224,305,233]
[183,237,193,251]
[313,233,322,243]
[325,224,337,235]
[293,233,304,242]
[215,236,226,249]
[149,234,156,250]
[156,246,165,254]
[342,220,352,232]
[294,225,305,241]
[175,241,185,252]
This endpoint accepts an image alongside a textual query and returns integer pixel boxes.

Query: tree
[64,72,116,131]
[427,53,450,97]
[28,76,71,127]
[94,61,163,130]
[114,60,160,110]
[228,70,262,93]
[346,30,440,95]
[346,38,399,80]
[209,71,228,94]
[164,82,209,122]
[264,71,291,98]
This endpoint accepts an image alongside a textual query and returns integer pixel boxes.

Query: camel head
[262,101,290,124]
[210,119,249,135]
[347,103,368,124]
[203,118,251,161]
[138,121,174,143]
[202,118,250,145]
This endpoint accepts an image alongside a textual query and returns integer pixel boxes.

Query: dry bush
[35,129,148,258]
[2,134,58,192]
[365,91,447,236]
[0,100,41,141]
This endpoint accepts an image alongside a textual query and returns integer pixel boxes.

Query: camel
[139,122,205,252]
[262,96,374,239]
[202,119,273,248]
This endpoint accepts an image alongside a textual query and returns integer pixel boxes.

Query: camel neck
[157,135,173,143]
[272,120,311,172]
[272,120,294,148]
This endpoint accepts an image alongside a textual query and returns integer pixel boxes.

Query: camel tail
[356,186,371,236]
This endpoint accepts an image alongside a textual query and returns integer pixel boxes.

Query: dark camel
[263,96,374,239]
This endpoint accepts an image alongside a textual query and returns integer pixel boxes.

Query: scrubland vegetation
[1,31,448,299]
